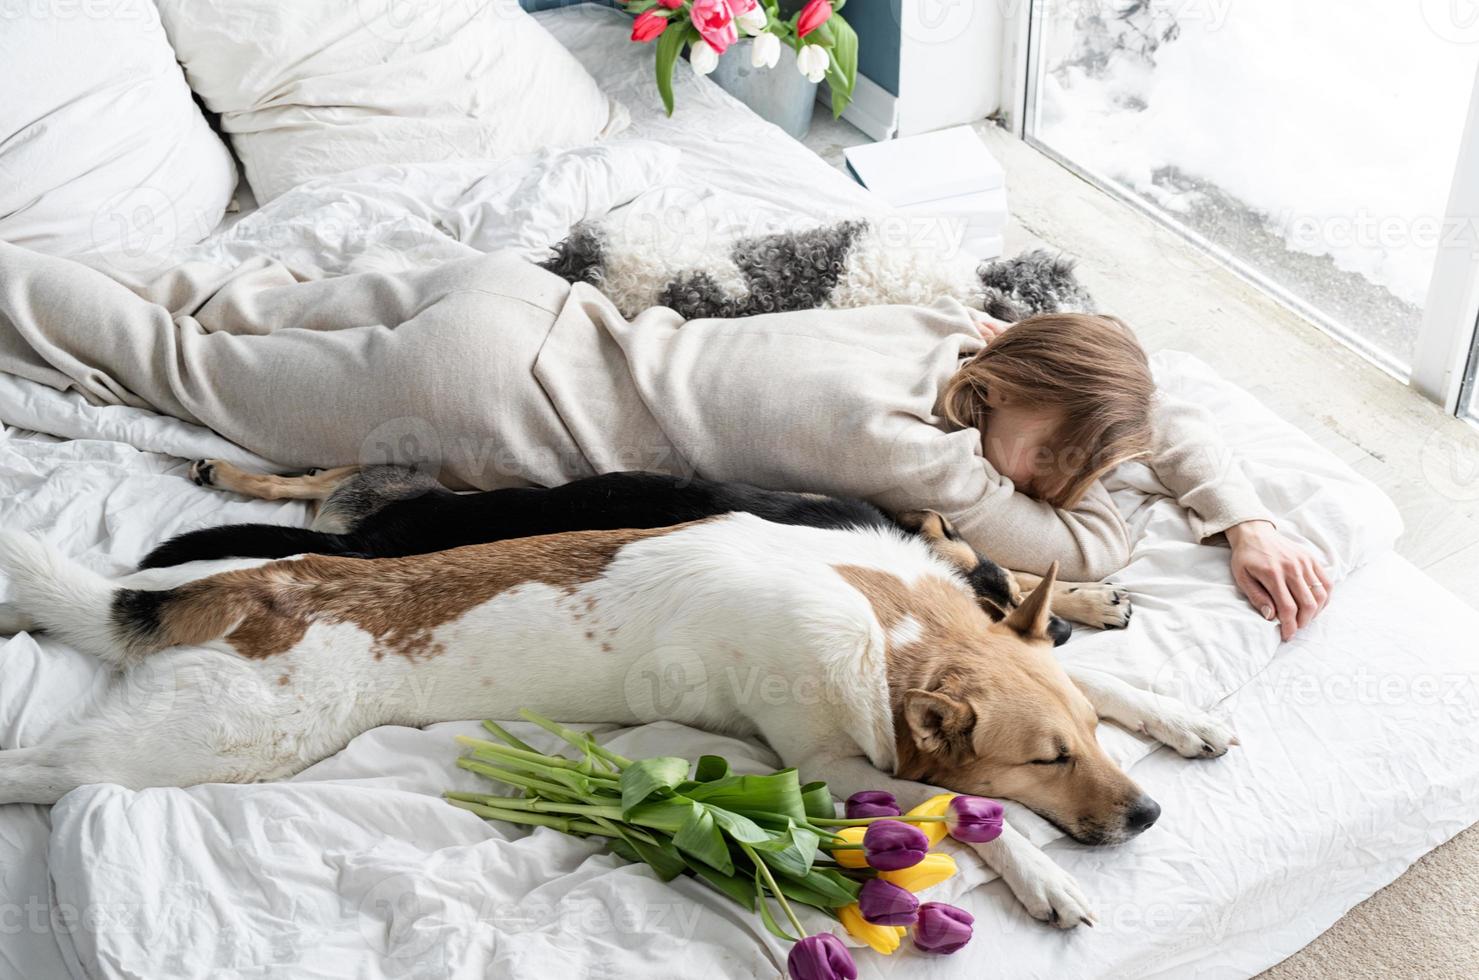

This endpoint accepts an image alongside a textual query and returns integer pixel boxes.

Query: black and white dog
[143,461,1134,641]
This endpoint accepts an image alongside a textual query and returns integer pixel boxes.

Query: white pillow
[0,0,237,259]
[154,0,628,203]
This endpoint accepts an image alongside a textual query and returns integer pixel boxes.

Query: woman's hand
[1226,520,1332,641]
[970,310,1011,343]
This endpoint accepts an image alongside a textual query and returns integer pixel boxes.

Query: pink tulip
[797,0,832,37]
[730,0,759,14]
[630,9,668,42]
[691,0,739,55]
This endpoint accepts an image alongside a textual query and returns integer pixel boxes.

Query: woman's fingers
[1234,566,1277,623]
[1312,558,1334,594]
[1288,567,1320,630]
[1266,570,1300,641]
[1305,558,1330,613]
[971,312,1009,341]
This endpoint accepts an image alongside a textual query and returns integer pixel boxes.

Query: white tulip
[795,43,828,83]
[736,4,768,36]
[690,39,720,76]
[751,31,781,69]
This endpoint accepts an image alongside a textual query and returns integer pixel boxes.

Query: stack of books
[843,125,1008,260]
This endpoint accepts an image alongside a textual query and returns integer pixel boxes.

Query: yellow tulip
[837,903,906,955]
[878,852,958,892]
[904,793,957,847]
[826,826,868,868]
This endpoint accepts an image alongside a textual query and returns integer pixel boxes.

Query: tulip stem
[457,739,620,784]
[446,798,621,838]
[456,757,581,799]
[480,720,540,754]
[739,842,808,939]
[518,709,634,770]
[457,736,619,776]
[444,792,626,821]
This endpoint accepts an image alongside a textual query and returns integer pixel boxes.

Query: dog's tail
[0,531,130,664]
[0,532,242,665]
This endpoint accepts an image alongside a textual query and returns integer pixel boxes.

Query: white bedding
[3,6,1479,979]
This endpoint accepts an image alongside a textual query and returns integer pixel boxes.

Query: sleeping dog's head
[883,559,1158,846]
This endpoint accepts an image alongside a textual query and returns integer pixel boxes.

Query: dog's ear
[903,688,976,755]
[1001,561,1057,640]
[897,509,952,538]
[897,509,979,574]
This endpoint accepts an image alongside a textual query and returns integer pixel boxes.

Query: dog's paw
[1140,704,1238,759]
[995,845,1095,929]
[188,459,219,488]
[1062,583,1132,630]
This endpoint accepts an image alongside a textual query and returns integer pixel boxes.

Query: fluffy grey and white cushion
[541,213,1094,322]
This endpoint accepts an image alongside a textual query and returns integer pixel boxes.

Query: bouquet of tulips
[624,0,858,117]
[446,710,1003,978]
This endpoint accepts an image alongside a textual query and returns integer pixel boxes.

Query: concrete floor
[803,110,1479,977]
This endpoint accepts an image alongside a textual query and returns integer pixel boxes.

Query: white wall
[897,0,1007,136]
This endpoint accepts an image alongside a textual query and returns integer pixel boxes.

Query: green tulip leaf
[826,16,858,117]
[694,755,732,783]
[774,866,860,908]
[614,827,687,882]
[799,781,836,821]
[686,770,808,823]
[748,824,819,877]
[753,867,803,943]
[673,802,735,874]
[706,805,774,846]
[655,22,689,117]
[688,861,758,911]
[620,756,691,814]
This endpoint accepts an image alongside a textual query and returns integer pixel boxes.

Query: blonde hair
[942,313,1155,508]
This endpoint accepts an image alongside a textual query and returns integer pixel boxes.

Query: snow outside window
[1027,0,1479,379]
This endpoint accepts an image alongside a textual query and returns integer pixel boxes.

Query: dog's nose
[1126,797,1161,834]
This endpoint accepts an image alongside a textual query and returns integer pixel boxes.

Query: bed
[3,5,1479,978]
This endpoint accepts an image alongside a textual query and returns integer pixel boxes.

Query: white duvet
[4,6,1479,979]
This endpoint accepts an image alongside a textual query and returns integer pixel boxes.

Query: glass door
[1019,0,1479,401]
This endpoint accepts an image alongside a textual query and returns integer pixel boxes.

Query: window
[1022,0,1479,380]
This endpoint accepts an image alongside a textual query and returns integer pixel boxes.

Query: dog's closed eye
[1030,749,1072,766]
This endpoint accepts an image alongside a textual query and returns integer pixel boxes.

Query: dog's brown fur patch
[154,523,701,660]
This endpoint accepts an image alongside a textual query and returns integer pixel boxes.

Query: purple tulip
[844,790,900,820]
[946,795,1005,844]
[862,819,930,871]
[913,902,975,954]
[788,932,858,980]
[857,878,920,926]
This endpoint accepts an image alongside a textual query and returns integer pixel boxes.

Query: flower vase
[708,39,818,140]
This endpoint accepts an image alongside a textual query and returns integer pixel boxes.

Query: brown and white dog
[0,504,1234,928]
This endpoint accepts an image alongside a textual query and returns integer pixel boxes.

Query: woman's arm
[947,471,1132,582]
[1151,392,1331,639]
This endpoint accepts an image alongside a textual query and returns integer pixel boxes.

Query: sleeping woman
[0,243,1329,638]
